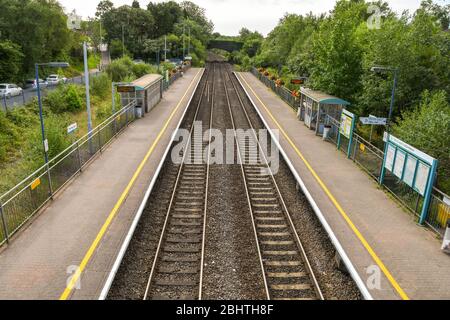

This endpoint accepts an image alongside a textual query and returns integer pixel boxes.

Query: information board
[340,110,354,139]
[382,133,436,199]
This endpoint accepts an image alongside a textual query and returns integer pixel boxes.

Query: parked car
[0,84,23,98]
[46,74,67,86]
[24,79,48,90]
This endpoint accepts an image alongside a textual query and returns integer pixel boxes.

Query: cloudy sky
[59,0,428,36]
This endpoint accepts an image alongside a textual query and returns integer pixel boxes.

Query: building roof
[132,74,163,91]
[301,87,351,106]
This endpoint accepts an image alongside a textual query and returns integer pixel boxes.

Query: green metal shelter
[298,88,351,135]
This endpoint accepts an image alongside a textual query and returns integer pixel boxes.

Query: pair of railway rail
[141,62,324,301]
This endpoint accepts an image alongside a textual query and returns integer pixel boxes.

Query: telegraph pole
[122,24,125,57]
[164,35,167,61]
[182,24,185,58]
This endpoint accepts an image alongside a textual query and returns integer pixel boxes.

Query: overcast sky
[59,0,429,36]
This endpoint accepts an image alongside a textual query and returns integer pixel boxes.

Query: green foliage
[0,0,70,75]
[39,113,71,159]
[95,102,113,120]
[393,90,450,193]
[100,1,211,65]
[44,84,84,114]
[110,39,130,60]
[91,73,111,99]
[106,56,134,82]
[132,63,158,78]
[0,111,20,162]
[239,0,450,192]
[106,56,158,82]
[0,40,24,83]
[102,4,155,59]
[148,1,183,37]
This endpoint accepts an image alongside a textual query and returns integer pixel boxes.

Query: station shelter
[298,87,351,135]
[119,74,164,117]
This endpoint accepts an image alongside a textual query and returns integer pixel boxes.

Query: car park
[46,74,67,86]
[0,84,23,98]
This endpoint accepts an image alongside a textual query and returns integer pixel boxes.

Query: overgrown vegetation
[97,0,212,66]
[0,58,148,194]
[229,0,449,193]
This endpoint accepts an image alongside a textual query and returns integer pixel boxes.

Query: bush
[393,90,450,193]
[91,73,111,99]
[106,56,134,82]
[132,63,157,78]
[65,85,84,112]
[95,102,113,121]
[44,84,84,114]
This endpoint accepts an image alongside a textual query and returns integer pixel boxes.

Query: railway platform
[236,72,450,300]
[0,68,204,300]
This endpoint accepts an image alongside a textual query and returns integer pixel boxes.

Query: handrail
[0,100,136,202]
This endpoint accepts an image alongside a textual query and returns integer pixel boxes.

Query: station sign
[67,123,78,134]
[291,78,304,85]
[360,117,387,126]
[117,85,136,93]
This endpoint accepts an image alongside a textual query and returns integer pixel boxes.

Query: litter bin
[135,106,143,118]
[323,125,331,141]
[442,219,450,254]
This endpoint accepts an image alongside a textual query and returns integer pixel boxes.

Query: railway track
[143,64,215,300]
[107,61,363,300]
[220,63,324,301]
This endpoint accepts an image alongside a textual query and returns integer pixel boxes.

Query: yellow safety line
[238,73,410,300]
[59,69,202,300]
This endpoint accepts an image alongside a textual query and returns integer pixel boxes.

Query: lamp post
[371,66,399,134]
[371,65,399,186]
[35,61,70,195]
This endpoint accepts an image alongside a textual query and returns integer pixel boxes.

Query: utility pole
[182,24,185,59]
[122,24,125,57]
[83,42,93,139]
[164,35,167,61]
[188,27,191,56]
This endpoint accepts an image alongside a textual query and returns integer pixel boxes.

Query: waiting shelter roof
[131,74,163,91]
[300,87,350,106]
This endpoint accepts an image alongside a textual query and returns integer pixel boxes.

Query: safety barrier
[251,68,299,111]
[0,101,136,246]
[0,68,190,246]
[251,68,450,237]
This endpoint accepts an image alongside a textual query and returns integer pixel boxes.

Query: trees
[148,1,183,38]
[393,90,450,192]
[0,41,24,83]
[0,0,70,75]
[99,1,211,65]
[180,1,214,34]
[102,5,155,59]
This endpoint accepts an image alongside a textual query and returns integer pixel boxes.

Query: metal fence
[252,71,450,237]
[0,67,189,246]
[1,72,104,112]
[251,68,299,111]
[163,66,190,91]
[324,114,449,236]
[0,100,136,246]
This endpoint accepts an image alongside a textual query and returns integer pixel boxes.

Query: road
[1,70,101,111]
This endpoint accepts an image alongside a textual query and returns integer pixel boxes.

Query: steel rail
[198,63,215,300]
[220,64,271,300]
[143,65,214,300]
[223,64,324,300]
